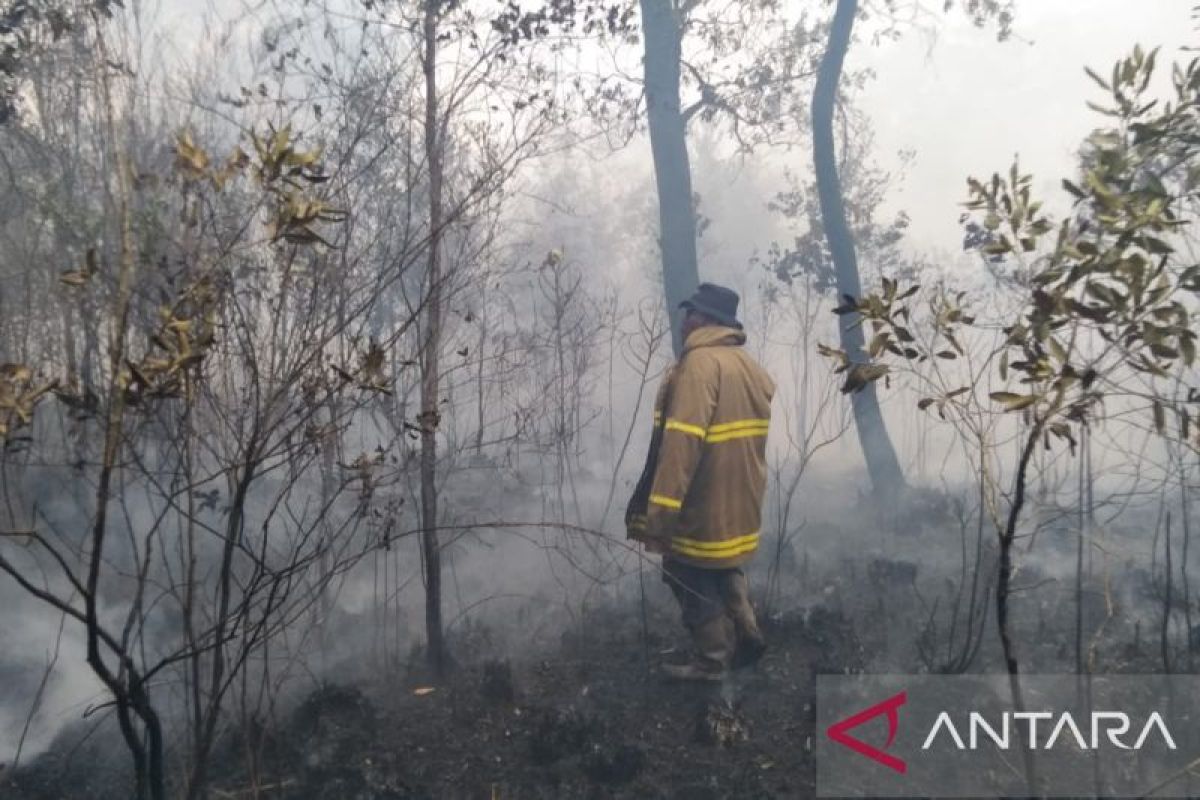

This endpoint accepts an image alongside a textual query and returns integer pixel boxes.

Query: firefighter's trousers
[661,558,764,673]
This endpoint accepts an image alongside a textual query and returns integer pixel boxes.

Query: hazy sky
[857,0,1194,254]
[152,1,1195,265]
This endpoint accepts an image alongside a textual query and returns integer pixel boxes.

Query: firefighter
[625,283,775,681]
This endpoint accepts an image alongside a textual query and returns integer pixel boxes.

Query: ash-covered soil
[9,510,1163,799]
[2,602,864,800]
[223,605,862,800]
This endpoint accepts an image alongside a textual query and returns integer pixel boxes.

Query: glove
[627,513,668,554]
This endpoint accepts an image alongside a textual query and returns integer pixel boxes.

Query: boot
[731,633,767,670]
[662,613,734,682]
[722,570,767,669]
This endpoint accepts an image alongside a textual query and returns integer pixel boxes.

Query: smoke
[3,3,1199,793]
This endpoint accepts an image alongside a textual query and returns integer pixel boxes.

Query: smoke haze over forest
[1,1,1199,798]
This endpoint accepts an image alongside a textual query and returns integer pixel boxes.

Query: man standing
[626,283,775,681]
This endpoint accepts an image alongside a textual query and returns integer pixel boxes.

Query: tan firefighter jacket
[625,325,775,569]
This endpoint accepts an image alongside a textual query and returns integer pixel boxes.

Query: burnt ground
[1,600,864,800]
[213,604,864,800]
[5,505,1177,799]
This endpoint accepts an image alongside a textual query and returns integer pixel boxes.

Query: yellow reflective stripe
[671,533,761,560]
[707,419,770,434]
[672,532,760,551]
[659,417,770,440]
[673,540,760,560]
[664,419,707,438]
[707,427,769,443]
[649,493,682,510]
[706,418,769,443]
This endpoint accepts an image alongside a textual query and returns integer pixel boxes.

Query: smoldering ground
[2,1,1199,798]
[4,163,1198,798]
[4,436,1196,799]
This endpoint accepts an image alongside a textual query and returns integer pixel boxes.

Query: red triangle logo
[826,690,907,774]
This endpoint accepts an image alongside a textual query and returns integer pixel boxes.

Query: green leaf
[1048,337,1067,364]
[817,343,849,367]
[983,237,1013,256]
[868,333,889,359]
[840,363,889,395]
[832,294,859,315]
[1083,66,1111,90]
[1048,422,1078,454]
[1181,335,1196,367]
[1143,237,1174,255]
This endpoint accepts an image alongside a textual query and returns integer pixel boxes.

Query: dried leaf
[989,391,1039,412]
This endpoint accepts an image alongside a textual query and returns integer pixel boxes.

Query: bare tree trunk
[1163,511,1174,673]
[812,0,906,501]
[188,459,257,800]
[420,0,448,678]
[1181,457,1192,670]
[475,284,487,452]
[1075,424,1088,675]
[86,30,165,800]
[998,423,1043,797]
[639,0,699,356]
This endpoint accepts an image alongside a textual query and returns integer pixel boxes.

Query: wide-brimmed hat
[679,282,742,329]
